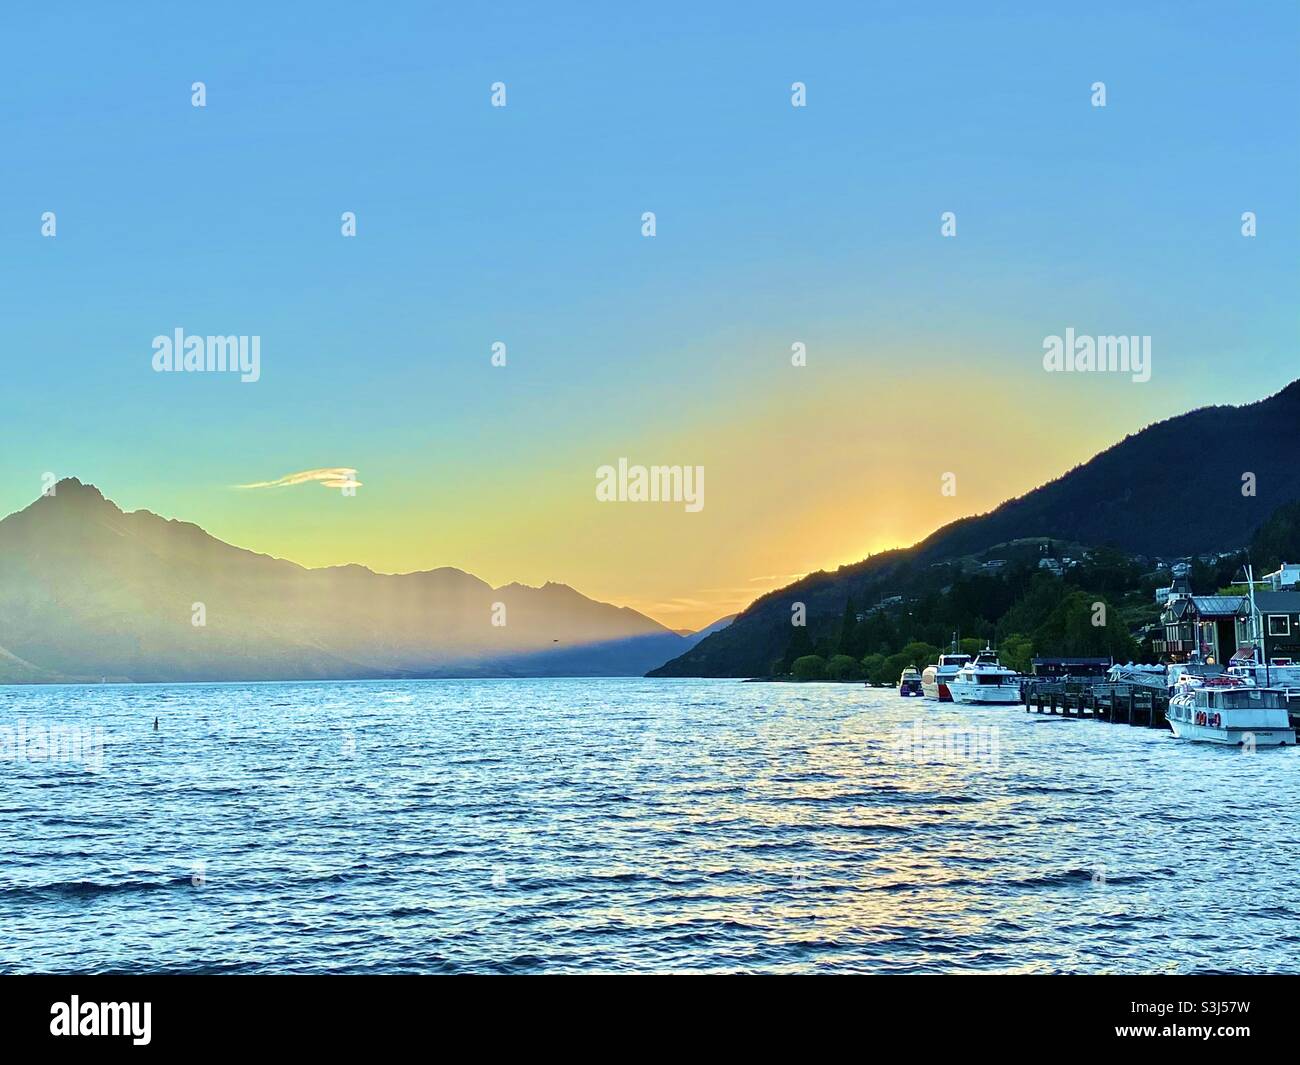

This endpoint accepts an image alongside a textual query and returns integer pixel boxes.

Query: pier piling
[1022,680,1168,729]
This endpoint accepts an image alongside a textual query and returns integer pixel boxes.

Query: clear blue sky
[1,1,1296,625]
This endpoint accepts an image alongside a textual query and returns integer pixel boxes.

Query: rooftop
[1190,595,1245,617]
[1253,591,1300,612]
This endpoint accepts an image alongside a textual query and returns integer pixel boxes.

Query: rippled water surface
[3,678,1298,973]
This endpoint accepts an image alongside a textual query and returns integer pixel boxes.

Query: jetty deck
[1022,679,1300,731]
[1020,680,1168,728]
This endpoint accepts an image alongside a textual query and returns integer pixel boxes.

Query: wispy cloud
[237,467,362,491]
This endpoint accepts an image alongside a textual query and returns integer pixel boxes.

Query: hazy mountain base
[0,480,717,684]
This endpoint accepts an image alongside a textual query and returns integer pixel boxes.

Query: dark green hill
[650,380,1300,678]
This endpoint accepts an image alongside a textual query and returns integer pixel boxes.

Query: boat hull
[1167,719,1295,746]
[949,683,1020,705]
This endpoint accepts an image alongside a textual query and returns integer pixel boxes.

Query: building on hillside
[1156,581,1300,663]
[1156,593,1243,663]
[1246,591,1300,661]
[1263,563,1300,591]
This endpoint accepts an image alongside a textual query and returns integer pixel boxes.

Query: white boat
[921,652,972,701]
[949,648,1021,705]
[1227,653,1300,693]
[1166,676,1295,747]
[1166,668,1208,719]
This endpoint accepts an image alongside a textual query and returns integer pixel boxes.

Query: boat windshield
[1195,689,1288,710]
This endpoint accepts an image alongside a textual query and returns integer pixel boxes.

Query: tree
[878,642,939,688]
[998,572,1068,640]
[948,573,1017,625]
[1033,591,1136,660]
[868,655,897,686]
[857,609,898,656]
[897,641,941,667]
[791,655,828,681]
[1251,500,1300,571]
[837,597,859,656]
[827,654,863,681]
[1074,547,1142,599]
[1000,633,1034,674]
[861,653,887,686]
[778,626,814,674]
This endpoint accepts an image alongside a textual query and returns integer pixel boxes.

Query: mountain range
[5,381,1297,685]
[0,480,729,683]
[651,379,1300,678]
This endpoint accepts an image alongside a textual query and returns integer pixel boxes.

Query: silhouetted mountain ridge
[0,479,703,683]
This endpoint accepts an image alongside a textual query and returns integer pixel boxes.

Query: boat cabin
[1193,687,1290,712]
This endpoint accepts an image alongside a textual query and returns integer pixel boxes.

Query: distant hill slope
[0,480,693,683]
[911,379,1300,562]
[651,379,1300,678]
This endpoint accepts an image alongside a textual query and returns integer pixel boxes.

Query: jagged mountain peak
[34,477,108,506]
[0,481,685,682]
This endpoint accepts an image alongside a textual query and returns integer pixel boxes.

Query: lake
[2,677,1297,973]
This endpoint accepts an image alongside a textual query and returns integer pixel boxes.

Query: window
[1268,614,1292,637]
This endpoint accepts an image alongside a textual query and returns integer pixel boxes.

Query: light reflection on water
[1,677,1296,973]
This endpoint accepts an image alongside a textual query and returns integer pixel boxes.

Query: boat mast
[1244,563,1268,686]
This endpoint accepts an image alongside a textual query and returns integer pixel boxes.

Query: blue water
[2,678,1298,973]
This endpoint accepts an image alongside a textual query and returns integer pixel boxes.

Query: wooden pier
[1020,680,1169,729]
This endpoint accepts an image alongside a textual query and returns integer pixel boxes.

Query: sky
[0,2,1296,629]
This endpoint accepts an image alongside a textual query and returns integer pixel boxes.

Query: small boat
[1166,675,1295,747]
[898,667,924,697]
[949,647,1021,705]
[921,652,972,701]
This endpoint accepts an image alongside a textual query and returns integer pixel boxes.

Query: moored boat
[1166,675,1295,746]
[921,652,972,701]
[949,647,1021,705]
[898,667,924,697]
[1228,652,1300,692]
